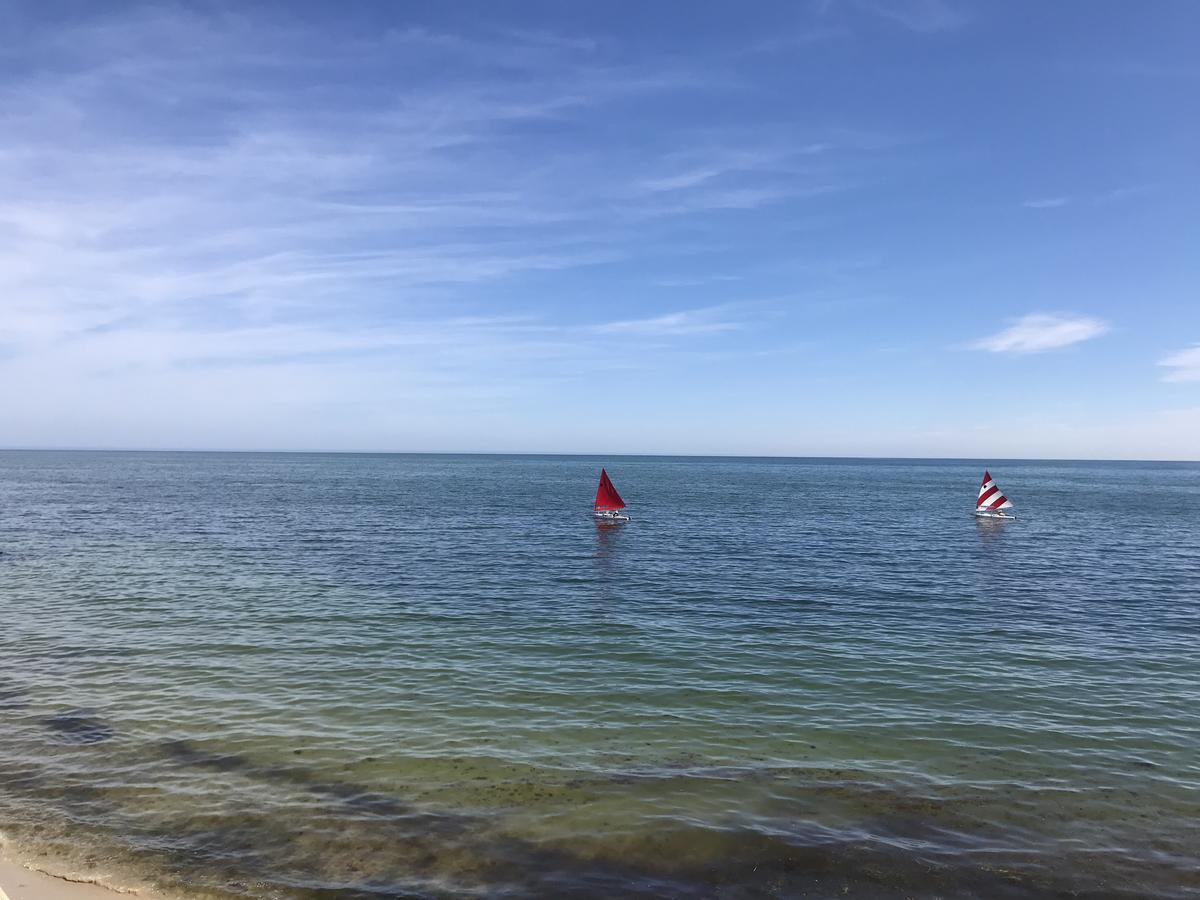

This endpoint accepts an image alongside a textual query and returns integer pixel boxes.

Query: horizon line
[0,447,1196,464]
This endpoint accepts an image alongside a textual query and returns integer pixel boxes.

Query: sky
[1,1,1198,458]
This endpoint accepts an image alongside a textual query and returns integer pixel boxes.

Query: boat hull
[974,510,1015,519]
[593,511,630,523]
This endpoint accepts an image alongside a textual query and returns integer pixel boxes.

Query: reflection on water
[972,512,1013,544]
[592,517,626,608]
[593,517,625,555]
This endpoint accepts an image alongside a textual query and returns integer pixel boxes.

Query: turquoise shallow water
[0,451,1198,898]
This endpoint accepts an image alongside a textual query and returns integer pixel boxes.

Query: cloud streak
[1158,345,1200,383]
[1022,197,1070,209]
[855,0,970,33]
[969,314,1109,354]
[591,307,743,337]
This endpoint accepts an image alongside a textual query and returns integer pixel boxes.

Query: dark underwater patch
[159,738,465,826]
[43,710,115,744]
[0,686,29,710]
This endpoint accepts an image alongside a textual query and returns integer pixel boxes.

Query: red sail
[594,468,626,511]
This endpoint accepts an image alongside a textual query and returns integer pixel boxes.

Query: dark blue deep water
[1,452,1198,898]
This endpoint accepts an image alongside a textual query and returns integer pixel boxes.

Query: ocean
[0,451,1197,898]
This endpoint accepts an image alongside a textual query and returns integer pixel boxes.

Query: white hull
[593,511,630,523]
[974,509,1014,519]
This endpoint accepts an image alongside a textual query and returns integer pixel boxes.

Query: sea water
[0,452,1197,898]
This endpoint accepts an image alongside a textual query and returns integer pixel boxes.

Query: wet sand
[0,849,165,900]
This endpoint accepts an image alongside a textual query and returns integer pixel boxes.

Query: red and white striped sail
[976,470,1013,511]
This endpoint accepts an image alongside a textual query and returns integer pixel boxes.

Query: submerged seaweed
[42,710,115,744]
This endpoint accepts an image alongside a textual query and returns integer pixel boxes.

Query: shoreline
[0,847,168,900]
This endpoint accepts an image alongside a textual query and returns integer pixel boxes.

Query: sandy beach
[0,849,164,900]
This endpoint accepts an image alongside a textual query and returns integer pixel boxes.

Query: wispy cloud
[1158,345,1200,383]
[1021,186,1156,210]
[1022,197,1070,209]
[640,167,730,193]
[1058,59,1200,81]
[1094,184,1156,205]
[652,275,744,288]
[635,145,837,205]
[749,26,852,53]
[0,12,732,344]
[591,307,743,337]
[969,314,1109,354]
[0,8,866,360]
[855,0,970,33]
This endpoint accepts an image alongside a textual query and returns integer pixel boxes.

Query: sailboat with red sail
[593,468,630,522]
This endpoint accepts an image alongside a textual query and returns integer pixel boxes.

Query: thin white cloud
[969,314,1109,354]
[652,274,743,288]
[1019,186,1157,210]
[856,0,970,33]
[1094,184,1156,205]
[640,167,727,193]
[636,147,817,195]
[591,307,742,337]
[749,26,851,53]
[1022,197,1070,209]
[1158,345,1200,383]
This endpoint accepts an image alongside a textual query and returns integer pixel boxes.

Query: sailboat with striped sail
[975,470,1015,519]
[593,468,630,523]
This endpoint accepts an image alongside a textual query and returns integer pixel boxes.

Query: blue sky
[2,1,1198,457]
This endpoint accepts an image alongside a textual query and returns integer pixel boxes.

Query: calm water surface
[0,452,1197,898]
